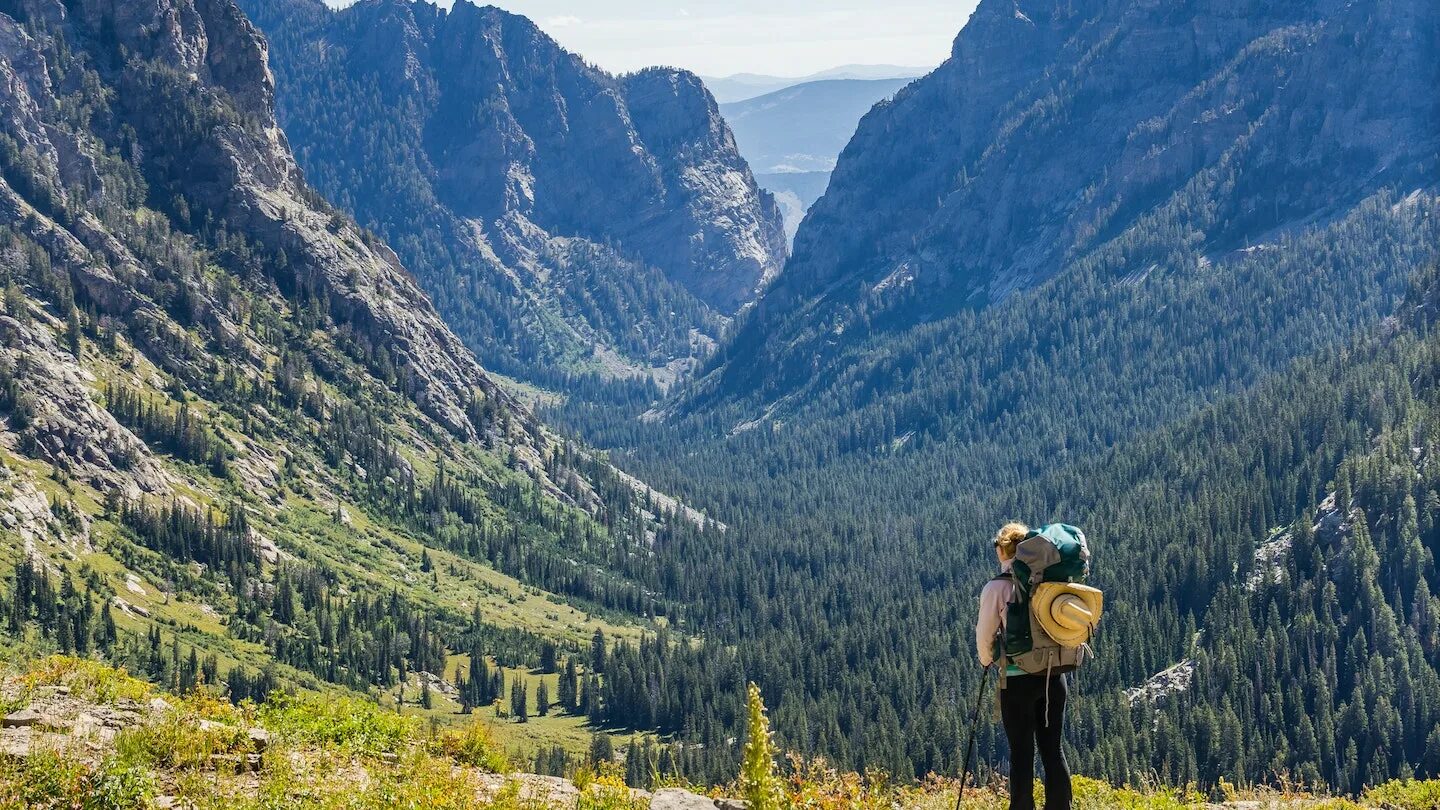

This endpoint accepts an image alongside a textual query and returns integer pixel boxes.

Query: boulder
[2,708,42,728]
[0,728,31,758]
[0,707,68,731]
[650,788,723,809]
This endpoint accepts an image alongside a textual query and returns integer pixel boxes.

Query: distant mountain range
[719,77,915,241]
[701,64,929,103]
[720,78,915,174]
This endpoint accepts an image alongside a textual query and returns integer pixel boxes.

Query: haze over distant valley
[719,74,921,240]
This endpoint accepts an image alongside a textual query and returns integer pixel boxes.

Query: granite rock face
[0,313,167,497]
[707,0,1440,403]
[239,0,787,384]
[0,0,528,445]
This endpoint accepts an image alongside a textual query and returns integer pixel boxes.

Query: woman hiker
[976,522,1073,810]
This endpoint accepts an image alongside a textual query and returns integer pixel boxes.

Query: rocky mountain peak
[239,0,786,384]
[58,0,276,120]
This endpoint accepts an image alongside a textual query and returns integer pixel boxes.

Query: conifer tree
[589,733,614,765]
[512,678,528,723]
[559,658,578,712]
[591,629,607,673]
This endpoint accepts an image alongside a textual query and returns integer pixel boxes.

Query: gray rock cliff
[239,0,788,384]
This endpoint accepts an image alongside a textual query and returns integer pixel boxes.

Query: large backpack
[1000,524,1103,676]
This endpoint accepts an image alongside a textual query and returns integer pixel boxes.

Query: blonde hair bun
[994,522,1029,560]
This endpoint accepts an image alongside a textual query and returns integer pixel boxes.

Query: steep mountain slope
[701,0,1439,407]
[238,0,788,390]
[555,247,1440,791]
[0,0,697,730]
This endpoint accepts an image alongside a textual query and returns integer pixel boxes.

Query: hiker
[976,522,1074,810]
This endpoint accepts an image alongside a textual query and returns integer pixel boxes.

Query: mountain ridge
[240,0,788,389]
[701,64,930,103]
[698,0,1439,411]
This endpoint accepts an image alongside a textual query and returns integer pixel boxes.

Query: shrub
[0,749,154,809]
[431,718,510,773]
[87,758,157,809]
[360,751,487,810]
[1362,779,1440,810]
[21,656,151,704]
[0,749,92,809]
[114,711,251,774]
[1069,776,1206,808]
[577,761,647,810]
[783,754,898,809]
[257,691,417,757]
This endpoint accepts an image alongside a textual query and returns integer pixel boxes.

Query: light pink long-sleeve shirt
[975,560,1014,666]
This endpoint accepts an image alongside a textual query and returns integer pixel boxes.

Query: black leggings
[1000,672,1071,810]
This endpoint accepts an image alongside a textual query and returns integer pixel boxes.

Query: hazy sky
[324,1,980,77]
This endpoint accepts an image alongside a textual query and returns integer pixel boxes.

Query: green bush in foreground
[0,750,155,810]
[431,718,510,773]
[257,691,417,757]
[20,656,152,704]
[1361,779,1440,810]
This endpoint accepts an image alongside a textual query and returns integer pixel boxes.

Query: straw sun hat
[1031,582,1104,647]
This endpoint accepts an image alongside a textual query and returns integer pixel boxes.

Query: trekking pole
[955,662,993,810]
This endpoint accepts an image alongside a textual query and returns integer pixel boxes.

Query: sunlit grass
[21,655,153,703]
[4,657,1439,809]
[258,691,417,758]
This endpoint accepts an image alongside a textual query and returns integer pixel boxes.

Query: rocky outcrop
[620,67,787,311]
[0,313,167,498]
[1125,659,1196,708]
[84,0,510,443]
[238,0,787,382]
[0,0,706,545]
[1,684,155,758]
[651,788,748,809]
[704,0,1440,404]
